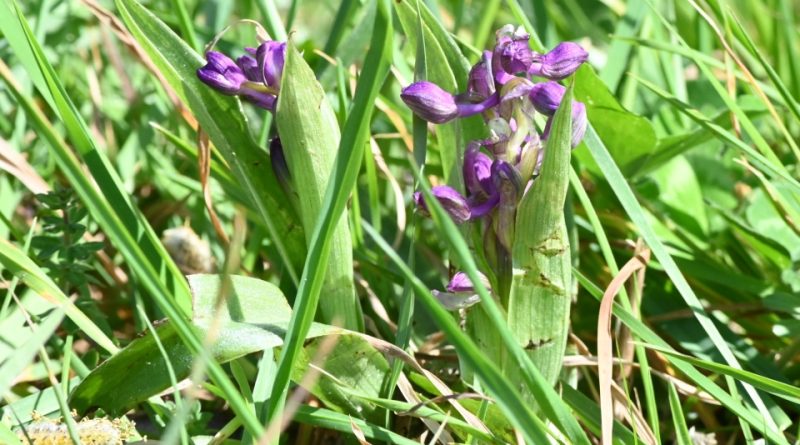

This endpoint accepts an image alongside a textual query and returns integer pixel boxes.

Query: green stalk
[275,44,362,331]
[505,83,574,390]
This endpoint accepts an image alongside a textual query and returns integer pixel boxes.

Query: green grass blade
[582,125,782,435]
[0,306,65,395]
[647,344,800,405]
[573,270,790,444]
[667,382,693,445]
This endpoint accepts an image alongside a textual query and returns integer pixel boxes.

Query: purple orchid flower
[530,81,588,147]
[197,39,287,111]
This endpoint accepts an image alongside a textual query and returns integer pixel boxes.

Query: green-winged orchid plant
[404,25,588,392]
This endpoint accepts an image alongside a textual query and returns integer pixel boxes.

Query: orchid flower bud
[256,40,287,88]
[401,81,460,124]
[270,137,291,188]
[528,42,588,80]
[198,51,249,94]
[529,81,566,115]
[402,81,499,123]
[491,25,529,85]
[413,186,471,224]
[498,33,533,74]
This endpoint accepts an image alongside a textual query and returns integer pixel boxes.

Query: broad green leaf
[649,155,709,237]
[70,275,338,414]
[506,84,574,388]
[276,44,361,331]
[293,334,389,422]
[573,66,657,177]
[0,423,21,445]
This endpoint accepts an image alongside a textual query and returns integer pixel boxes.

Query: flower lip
[446,271,491,293]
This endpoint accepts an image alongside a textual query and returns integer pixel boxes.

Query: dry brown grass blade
[610,382,657,445]
[79,0,198,130]
[396,373,453,444]
[562,355,720,405]
[598,246,650,445]
[0,138,50,194]
[197,129,230,247]
[349,417,372,445]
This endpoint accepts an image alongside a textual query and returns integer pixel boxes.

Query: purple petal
[446,271,491,293]
[256,41,287,87]
[529,81,565,116]
[240,88,277,110]
[541,101,588,148]
[463,144,495,196]
[401,81,459,124]
[528,42,588,80]
[414,186,471,224]
[237,55,261,82]
[467,51,496,100]
[456,93,500,118]
[197,51,247,94]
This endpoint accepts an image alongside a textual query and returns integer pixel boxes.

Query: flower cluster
[406,26,587,227]
[197,40,287,111]
[402,25,588,295]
